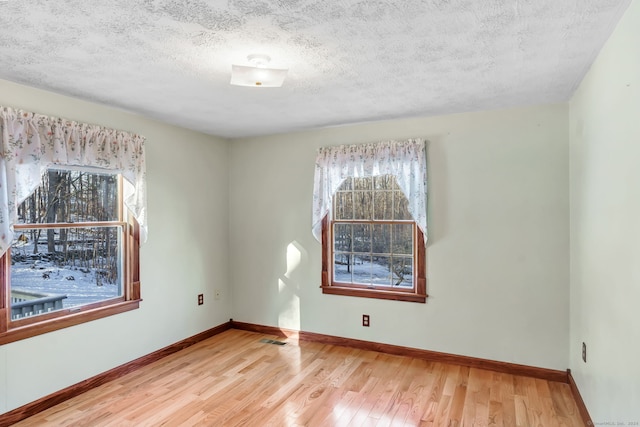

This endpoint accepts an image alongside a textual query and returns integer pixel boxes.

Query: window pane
[352,224,371,253]
[351,255,372,285]
[16,170,119,224]
[334,192,353,220]
[370,256,392,286]
[392,223,414,255]
[333,253,352,283]
[337,177,352,191]
[334,224,352,252]
[10,226,123,320]
[373,191,393,220]
[391,257,413,288]
[373,175,399,190]
[354,177,372,190]
[353,191,373,220]
[372,224,391,254]
[394,190,412,220]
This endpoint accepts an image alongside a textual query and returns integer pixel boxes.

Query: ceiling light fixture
[230,54,288,88]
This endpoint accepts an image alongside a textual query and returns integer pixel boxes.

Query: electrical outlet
[214,289,221,300]
[362,314,370,327]
[198,294,204,305]
[582,342,587,363]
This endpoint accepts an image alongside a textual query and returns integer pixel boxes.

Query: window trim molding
[320,216,427,303]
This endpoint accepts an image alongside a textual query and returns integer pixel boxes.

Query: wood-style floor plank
[12,329,585,426]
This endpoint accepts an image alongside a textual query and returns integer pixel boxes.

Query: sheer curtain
[0,106,147,255]
[312,138,427,242]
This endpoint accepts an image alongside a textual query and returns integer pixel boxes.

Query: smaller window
[321,175,426,303]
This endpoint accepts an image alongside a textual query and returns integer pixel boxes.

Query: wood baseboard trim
[567,369,593,426]
[231,320,569,384]
[0,321,232,427]
[1,320,571,426]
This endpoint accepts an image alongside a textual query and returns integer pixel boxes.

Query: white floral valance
[0,106,147,255]
[312,138,427,242]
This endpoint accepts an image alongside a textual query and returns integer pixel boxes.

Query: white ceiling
[0,0,631,139]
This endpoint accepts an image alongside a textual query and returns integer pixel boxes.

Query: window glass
[331,175,415,290]
[16,170,119,224]
[10,170,124,321]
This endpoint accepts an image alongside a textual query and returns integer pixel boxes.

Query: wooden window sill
[321,285,426,303]
[0,299,141,345]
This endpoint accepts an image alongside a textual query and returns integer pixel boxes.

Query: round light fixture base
[247,54,271,67]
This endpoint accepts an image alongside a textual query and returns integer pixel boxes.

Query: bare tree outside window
[332,175,415,288]
[10,170,124,320]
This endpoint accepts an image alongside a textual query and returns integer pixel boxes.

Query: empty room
[0,0,639,426]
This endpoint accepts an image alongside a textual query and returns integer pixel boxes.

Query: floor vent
[260,338,287,346]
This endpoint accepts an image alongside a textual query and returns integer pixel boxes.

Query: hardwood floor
[14,329,584,426]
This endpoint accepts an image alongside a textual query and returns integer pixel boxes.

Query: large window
[0,169,141,344]
[321,175,426,303]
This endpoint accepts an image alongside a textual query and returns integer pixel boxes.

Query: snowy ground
[10,243,120,309]
[12,262,120,307]
[334,257,413,288]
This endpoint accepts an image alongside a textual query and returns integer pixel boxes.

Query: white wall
[0,79,231,414]
[569,0,640,421]
[229,104,570,370]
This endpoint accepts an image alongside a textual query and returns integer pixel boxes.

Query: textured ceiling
[0,0,632,139]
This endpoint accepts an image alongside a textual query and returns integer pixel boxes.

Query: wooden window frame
[0,173,141,345]
[321,215,427,303]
